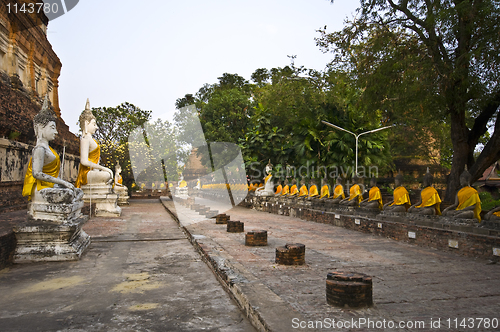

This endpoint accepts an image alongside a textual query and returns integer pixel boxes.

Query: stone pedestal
[275,243,305,265]
[81,184,121,217]
[14,188,91,263]
[227,221,244,233]
[326,271,373,308]
[216,214,230,224]
[13,216,91,263]
[245,230,267,246]
[113,186,129,206]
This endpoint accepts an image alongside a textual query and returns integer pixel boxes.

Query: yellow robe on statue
[332,185,345,199]
[320,185,330,199]
[390,186,411,210]
[298,185,308,197]
[289,184,299,196]
[309,185,319,197]
[457,186,481,221]
[368,186,383,210]
[348,184,362,204]
[264,174,272,184]
[274,184,282,195]
[75,140,100,188]
[22,147,60,201]
[281,185,290,196]
[416,187,441,215]
[113,175,123,189]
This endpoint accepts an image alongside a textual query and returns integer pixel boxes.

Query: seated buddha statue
[288,179,299,196]
[22,96,83,216]
[75,99,113,188]
[383,174,411,212]
[298,178,309,197]
[330,176,345,204]
[114,163,124,188]
[280,179,290,196]
[320,177,330,199]
[408,168,441,215]
[308,179,319,199]
[340,176,363,207]
[442,169,481,221]
[485,206,500,221]
[274,180,283,196]
[360,177,383,210]
[113,163,129,205]
[255,160,274,196]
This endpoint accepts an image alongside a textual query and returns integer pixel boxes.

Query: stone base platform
[13,216,91,263]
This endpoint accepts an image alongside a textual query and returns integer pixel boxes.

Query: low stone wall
[0,138,79,212]
[245,195,500,261]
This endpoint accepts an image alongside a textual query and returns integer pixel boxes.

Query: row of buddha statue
[22,98,127,219]
[250,167,499,222]
[15,97,129,262]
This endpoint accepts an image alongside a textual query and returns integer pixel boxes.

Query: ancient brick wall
[0,138,80,212]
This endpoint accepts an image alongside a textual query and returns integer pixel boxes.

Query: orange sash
[22,147,60,201]
[75,140,100,188]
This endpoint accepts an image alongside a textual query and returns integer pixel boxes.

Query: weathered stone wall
[0,138,80,212]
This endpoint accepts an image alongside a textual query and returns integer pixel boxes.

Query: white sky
[48,0,359,134]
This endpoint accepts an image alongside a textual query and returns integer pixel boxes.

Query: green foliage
[318,0,500,200]
[8,130,21,140]
[175,65,394,180]
[87,102,152,189]
[479,191,500,211]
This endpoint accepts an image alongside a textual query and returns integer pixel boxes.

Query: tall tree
[88,102,152,188]
[318,0,500,200]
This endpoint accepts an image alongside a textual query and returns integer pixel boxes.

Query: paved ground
[166,197,500,332]
[0,200,255,332]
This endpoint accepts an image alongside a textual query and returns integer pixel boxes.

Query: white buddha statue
[74,99,121,216]
[22,95,84,219]
[255,160,274,197]
[113,163,129,205]
[75,99,113,188]
[16,96,90,262]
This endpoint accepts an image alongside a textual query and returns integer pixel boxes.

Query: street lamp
[321,121,395,176]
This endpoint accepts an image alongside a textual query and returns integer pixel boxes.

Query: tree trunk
[444,109,469,202]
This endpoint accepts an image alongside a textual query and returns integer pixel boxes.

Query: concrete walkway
[0,200,256,332]
[164,197,500,332]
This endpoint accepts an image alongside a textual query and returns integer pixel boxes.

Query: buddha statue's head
[79,99,97,135]
[265,160,272,175]
[115,163,122,174]
[336,176,343,185]
[33,95,57,142]
[311,178,316,185]
[459,168,471,187]
[321,177,327,186]
[423,167,433,187]
[370,177,377,187]
[395,173,404,187]
[300,177,306,185]
[352,175,359,184]
[291,178,297,185]
[284,178,289,185]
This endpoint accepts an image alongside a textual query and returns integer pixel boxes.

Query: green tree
[318,0,500,200]
[87,102,152,189]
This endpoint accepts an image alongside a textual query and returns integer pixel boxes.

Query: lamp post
[321,121,394,176]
